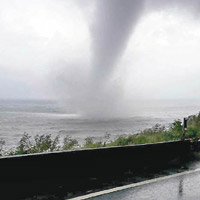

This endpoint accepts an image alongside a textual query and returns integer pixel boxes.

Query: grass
[0,113,200,156]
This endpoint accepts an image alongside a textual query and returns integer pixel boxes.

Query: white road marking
[67,168,200,200]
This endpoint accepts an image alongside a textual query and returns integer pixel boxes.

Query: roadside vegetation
[0,113,200,156]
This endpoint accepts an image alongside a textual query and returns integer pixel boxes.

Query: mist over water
[52,0,200,118]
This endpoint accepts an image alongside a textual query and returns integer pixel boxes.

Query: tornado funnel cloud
[91,0,144,82]
[53,0,200,118]
[84,0,145,117]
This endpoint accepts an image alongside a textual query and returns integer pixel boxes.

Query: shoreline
[0,112,200,157]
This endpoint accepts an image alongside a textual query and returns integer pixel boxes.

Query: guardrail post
[182,118,188,140]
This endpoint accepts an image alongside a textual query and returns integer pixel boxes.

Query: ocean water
[0,99,200,148]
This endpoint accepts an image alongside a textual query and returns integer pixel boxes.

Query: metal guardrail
[0,140,192,199]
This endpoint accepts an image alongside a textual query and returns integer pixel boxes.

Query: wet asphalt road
[90,169,200,200]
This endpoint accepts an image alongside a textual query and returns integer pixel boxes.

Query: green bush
[0,139,5,156]
[14,133,60,155]
[32,134,60,153]
[63,136,79,150]
[83,137,104,149]
[188,113,200,130]
[15,133,32,155]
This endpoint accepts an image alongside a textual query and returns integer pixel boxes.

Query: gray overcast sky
[0,0,200,101]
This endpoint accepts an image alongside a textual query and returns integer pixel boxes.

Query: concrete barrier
[0,140,192,199]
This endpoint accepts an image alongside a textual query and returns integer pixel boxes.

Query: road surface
[71,168,200,200]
